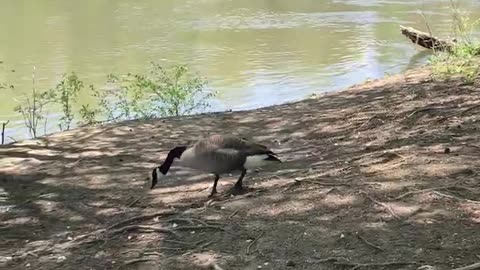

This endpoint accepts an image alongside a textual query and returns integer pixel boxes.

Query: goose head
[151,146,187,189]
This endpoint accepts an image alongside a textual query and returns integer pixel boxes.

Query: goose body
[151,134,281,197]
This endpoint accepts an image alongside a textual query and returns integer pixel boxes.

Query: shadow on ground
[1,68,480,270]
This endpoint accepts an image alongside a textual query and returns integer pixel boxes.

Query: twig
[432,191,480,205]
[128,197,141,207]
[294,179,352,187]
[246,231,265,255]
[355,232,385,252]
[142,252,163,257]
[452,262,480,270]
[228,209,240,219]
[309,257,348,264]
[335,261,416,270]
[198,240,215,250]
[65,158,84,168]
[466,144,480,150]
[460,104,480,116]
[355,115,383,131]
[292,231,305,245]
[7,136,17,143]
[106,210,177,230]
[163,239,194,246]
[406,107,444,119]
[108,225,179,237]
[360,190,400,220]
[437,103,480,122]
[1,120,9,145]
[394,186,456,200]
[174,225,225,231]
[124,257,158,265]
[167,217,223,226]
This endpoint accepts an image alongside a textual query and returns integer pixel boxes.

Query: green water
[0,0,479,142]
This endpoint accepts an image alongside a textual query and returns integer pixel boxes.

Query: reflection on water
[0,0,479,141]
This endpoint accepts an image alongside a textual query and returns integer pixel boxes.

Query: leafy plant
[78,103,100,126]
[94,63,215,122]
[428,0,480,83]
[48,72,84,131]
[14,67,53,138]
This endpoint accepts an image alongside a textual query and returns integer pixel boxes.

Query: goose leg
[208,174,220,198]
[234,169,247,189]
[225,169,249,196]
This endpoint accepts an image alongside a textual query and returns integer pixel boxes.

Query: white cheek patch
[244,155,269,169]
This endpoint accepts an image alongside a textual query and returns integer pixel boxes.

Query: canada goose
[151,134,282,197]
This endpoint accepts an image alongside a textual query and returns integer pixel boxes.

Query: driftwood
[400,25,454,52]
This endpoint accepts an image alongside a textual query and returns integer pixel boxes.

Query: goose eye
[241,137,248,141]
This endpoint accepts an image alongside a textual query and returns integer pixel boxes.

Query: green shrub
[94,62,214,121]
[47,72,84,131]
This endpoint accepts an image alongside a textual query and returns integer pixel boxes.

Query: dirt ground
[1,68,480,270]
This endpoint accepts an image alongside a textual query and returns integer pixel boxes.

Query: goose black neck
[158,146,187,175]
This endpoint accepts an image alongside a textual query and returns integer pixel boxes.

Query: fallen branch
[394,186,456,200]
[106,210,177,230]
[355,232,385,252]
[360,190,400,220]
[108,225,179,237]
[432,191,480,205]
[400,25,453,52]
[452,262,480,270]
[246,231,265,255]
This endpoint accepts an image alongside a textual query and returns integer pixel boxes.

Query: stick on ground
[355,232,385,252]
[394,186,456,200]
[108,225,179,237]
[360,190,400,219]
[246,231,265,255]
[106,210,177,230]
[452,262,480,270]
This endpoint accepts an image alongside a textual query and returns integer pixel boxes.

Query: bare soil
[1,68,480,270]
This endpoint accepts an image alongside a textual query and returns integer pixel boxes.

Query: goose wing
[203,134,277,156]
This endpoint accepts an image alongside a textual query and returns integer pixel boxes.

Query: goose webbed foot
[224,183,252,197]
[208,189,218,198]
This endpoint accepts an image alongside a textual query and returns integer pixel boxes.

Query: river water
[0,0,479,142]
